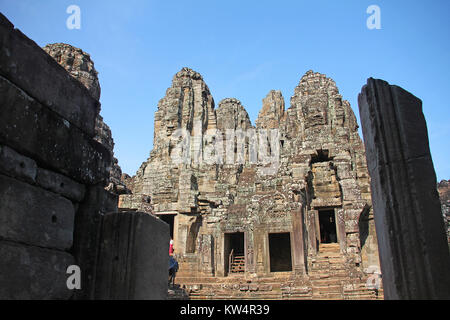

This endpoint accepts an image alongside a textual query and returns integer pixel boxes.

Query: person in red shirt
[169,239,174,255]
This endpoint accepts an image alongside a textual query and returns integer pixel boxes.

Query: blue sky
[1,0,449,181]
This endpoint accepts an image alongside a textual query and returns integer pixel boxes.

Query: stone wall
[42,43,130,197]
[0,14,167,299]
[0,13,111,299]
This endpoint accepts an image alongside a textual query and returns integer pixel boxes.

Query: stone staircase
[309,243,350,299]
[309,243,383,300]
[229,255,245,273]
[173,275,298,300]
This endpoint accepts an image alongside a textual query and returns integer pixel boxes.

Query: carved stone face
[43,43,100,101]
[303,97,328,129]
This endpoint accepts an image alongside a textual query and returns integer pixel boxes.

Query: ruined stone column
[358,78,450,299]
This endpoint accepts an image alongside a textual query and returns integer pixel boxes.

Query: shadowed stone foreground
[358,78,450,300]
[0,13,167,300]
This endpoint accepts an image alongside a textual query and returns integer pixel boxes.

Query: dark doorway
[311,149,331,164]
[358,207,370,248]
[224,232,245,276]
[269,233,292,272]
[159,214,175,239]
[318,209,337,243]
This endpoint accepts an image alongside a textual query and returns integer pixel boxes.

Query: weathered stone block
[0,75,110,184]
[0,174,74,250]
[94,211,169,299]
[291,164,307,179]
[72,185,118,300]
[346,233,360,247]
[249,284,259,291]
[0,240,74,299]
[0,13,99,136]
[259,284,272,291]
[0,144,36,183]
[344,220,359,233]
[239,285,249,291]
[36,168,86,202]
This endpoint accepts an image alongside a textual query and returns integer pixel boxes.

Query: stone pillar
[199,234,215,276]
[253,228,266,275]
[246,231,256,274]
[308,210,318,254]
[358,78,450,299]
[336,208,346,253]
[291,208,306,274]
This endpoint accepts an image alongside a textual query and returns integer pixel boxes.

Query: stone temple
[119,67,383,299]
[2,10,450,300]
